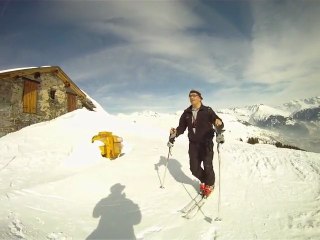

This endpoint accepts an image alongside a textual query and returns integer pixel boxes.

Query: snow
[223,96,320,124]
[0,66,52,74]
[251,105,290,121]
[0,101,320,239]
[224,104,290,123]
[280,96,320,114]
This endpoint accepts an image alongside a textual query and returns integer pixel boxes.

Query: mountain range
[118,96,320,153]
[221,96,320,153]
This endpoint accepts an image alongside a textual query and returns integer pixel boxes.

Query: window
[50,89,56,100]
[34,72,40,79]
[23,80,38,113]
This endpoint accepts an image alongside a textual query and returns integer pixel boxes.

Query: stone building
[0,66,95,137]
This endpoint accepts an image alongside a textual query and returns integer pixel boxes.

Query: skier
[168,90,224,198]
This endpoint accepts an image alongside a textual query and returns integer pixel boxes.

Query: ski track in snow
[221,143,320,239]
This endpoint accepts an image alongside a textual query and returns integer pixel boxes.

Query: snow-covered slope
[0,104,319,239]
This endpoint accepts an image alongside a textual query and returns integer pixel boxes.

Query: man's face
[189,93,201,105]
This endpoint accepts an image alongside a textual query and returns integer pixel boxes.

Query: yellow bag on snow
[92,131,123,160]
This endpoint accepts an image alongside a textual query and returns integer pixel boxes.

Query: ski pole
[215,142,222,221]
[160,146,172,189]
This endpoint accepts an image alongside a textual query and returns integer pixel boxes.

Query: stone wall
[38,72,69,119]
[0,79,13,135]
[0,72,83,137]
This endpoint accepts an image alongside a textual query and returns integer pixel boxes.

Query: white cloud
[4,0,317,113]
[59,0,250,87]
[63,0,320,112]
[245,1,320,87]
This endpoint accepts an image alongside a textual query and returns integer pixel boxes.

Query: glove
[167,128,176,148]
[167,135,176,148]
[169,128,176,139]
[216,133,225,144]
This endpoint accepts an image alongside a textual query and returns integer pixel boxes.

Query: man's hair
[189,90,203,100]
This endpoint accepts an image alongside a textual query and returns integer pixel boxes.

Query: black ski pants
[188,141,215,186]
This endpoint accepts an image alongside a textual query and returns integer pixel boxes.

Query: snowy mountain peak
[280,96,320,114]
[125,110,159,117]
[222,103,289,123]
[140,110,160,117]
[251,104,290,122]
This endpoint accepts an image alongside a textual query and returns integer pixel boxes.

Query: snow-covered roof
[0,66,52,74]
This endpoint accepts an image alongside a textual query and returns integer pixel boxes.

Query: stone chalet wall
[0,72,83,137]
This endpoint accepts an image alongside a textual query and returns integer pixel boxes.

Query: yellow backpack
[92,131,123,160]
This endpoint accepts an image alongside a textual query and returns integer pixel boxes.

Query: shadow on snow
[87,183,142,240]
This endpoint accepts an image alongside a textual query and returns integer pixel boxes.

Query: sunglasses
[189,94,199,98]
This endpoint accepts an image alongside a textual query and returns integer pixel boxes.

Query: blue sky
[1,0,319,114]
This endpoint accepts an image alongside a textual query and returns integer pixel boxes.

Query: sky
[0,0,319,114]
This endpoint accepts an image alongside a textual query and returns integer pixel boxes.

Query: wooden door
[67,93,77,112]
[23,80,38,113]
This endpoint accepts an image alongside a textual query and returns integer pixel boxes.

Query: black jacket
[176,104,224,143]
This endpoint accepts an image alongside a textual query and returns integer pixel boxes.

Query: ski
[180,193,203,213]
[182,196,207,219]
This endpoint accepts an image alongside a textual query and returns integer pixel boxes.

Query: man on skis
[168,90,224,198]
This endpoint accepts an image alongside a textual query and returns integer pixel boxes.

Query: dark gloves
[167,129,176,148]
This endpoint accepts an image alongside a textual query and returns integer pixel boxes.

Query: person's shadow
[155,156,198,192]
[86,183,142,240]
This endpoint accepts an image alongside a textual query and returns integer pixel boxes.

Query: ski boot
[199,183,205,194]
[202,185,214,198]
